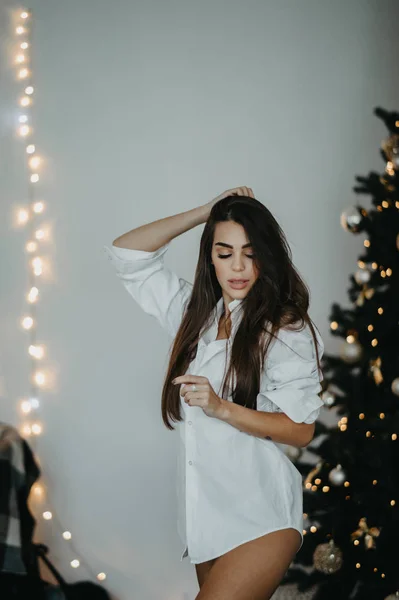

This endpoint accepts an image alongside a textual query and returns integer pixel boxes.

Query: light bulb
[21,11,29,19]
[18,209,29,224]
[20,42,28,50]
[18,68,29,79]
[33,202,44,213]
[16,54,25,63]
[34,371,45,386]
[19,115,28,123]
[43,511,52,520]
[18,124,30,136]
[22,424,32,436]
[26,241,37,253]
[29,156,41,169]
[20,96,31,107]
[27,286,39,302]
[22,316,33,329]
[71,560,80,568]
[31,423,42,435]
[29,345,44,359]
[16,26,25,34]
[30,397,40,409]
[30,174,39,183]
[26,144,35,154]
[35,229,45,240]
[25,86,34,95]
[21,400,32,414]
[63,531,72,540]
[97,573,107,581]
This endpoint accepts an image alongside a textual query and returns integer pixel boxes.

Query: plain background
[1,1,399,598]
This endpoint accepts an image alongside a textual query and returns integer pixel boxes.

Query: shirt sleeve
[256,323,325,424]
[103,242,193,339]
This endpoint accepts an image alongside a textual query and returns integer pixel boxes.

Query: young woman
[104,186,325,600]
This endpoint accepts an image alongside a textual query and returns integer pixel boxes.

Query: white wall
[1,1,398,598]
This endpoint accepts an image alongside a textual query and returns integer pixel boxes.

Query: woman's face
[211,221,259,307]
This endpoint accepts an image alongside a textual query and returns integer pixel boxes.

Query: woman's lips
[228,280,249,289]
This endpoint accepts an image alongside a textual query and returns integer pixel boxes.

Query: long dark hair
[161,195,323,430]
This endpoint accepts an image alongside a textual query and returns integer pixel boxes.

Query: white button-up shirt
[104,241,325,564]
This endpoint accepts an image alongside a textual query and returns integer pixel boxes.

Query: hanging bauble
[354,268,371,285]
[350,516,380,549]
[321,389,335,407]
[285,446,303,461]
[313,539,343,574]
[369,357,383,385]
[391,378,399,396]
[384,592,399,600]
[382,133,399,168]
[340,339,363,363]
[329,464,346,486]
[355,285,375,307]
[340,206,364,233]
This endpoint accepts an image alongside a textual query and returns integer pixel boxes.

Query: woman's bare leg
[195,558,217,589]
[194,527,301,600]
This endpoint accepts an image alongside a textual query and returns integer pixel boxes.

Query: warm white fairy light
[18,208,29,224]
[13,9,108,584]
[29,344,44,359]
[33,201,44,213]
[29,155,41,168]
[22,316,34,329]
[31,423,42,435]
[21,400,32,414]
[27,286,39,302]
[26,240,37,252]
[18,123,30,136]
[33,371,45,386]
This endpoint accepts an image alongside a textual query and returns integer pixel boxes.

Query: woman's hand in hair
[203,186,255,217]
[172,375,225,419]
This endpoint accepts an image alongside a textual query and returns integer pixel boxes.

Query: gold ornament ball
[313,539,343,574]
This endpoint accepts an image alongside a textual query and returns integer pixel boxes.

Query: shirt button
[188,421,192,425]
[188,460,192,465]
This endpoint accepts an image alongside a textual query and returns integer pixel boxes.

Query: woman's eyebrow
[214,242,253,249]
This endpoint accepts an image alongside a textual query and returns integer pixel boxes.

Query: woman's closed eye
[217,254,255,259]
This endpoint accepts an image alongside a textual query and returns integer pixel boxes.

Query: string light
[13,9,107,584]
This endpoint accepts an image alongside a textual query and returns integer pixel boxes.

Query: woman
[104,186,325,600]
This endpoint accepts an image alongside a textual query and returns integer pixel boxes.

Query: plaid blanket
[0,422,40,575]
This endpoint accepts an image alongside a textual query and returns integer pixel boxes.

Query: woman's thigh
[195,558,217,589]
[194,527,301,600]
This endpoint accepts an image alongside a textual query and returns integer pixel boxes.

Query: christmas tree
[278,107,399,600]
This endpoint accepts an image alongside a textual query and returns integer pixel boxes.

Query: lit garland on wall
[13,8,106,584]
